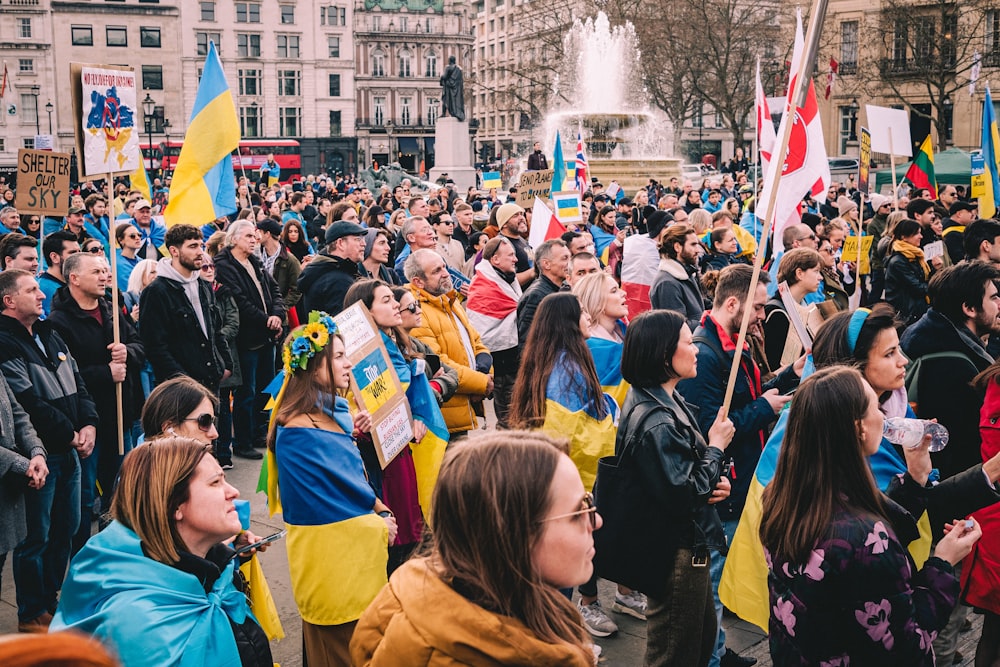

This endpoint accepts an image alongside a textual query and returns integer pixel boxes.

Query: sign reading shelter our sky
[76,65,141,177]
[14,149,71,216]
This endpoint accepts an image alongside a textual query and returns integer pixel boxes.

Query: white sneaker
[612,590,647,620]
[578,600,619,637]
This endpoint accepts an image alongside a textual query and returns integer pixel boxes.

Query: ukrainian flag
[982,86,1000,220]
[129,162,152,202]
[589,223,616,265]
[719,362,934,632]
[586,324,629,409]
[551,131,566,193]
[164,41,239,227]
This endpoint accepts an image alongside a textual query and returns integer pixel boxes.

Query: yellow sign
[842,235,873,275]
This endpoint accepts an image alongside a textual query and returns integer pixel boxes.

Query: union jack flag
[574,130,589,194]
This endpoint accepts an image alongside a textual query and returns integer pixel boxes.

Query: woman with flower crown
[265,312,398,667]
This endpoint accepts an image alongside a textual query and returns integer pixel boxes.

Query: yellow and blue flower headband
[845,308,872,355]
[281,311,339,374]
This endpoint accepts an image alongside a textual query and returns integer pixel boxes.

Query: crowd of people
[0,153,999,667]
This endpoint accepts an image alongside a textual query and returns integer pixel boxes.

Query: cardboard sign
[842,235,873,274]
[778,281,813,350]
[14,149,72,215]
[972,153,987,200]
[858,127,871,195]
[552,190,583,224]
[332,303,413,469]
[865,105,912,156]
[71,63,141,178]
[923,240,945,261]
[515,169,553,208]
[482,171,502,189]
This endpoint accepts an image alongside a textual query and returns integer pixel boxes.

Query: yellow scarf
[892,239,930,280]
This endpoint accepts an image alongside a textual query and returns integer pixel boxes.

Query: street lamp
[28,85,40,135]
[142,93,156,172]
[162,118,171,173]
[849,98,859,141]
[942,95,953,145]
[45,101,53,135]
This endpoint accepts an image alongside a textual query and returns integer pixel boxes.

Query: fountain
[540,13,681,192]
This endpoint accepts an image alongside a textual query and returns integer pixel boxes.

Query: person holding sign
[762,249,826,369]
[265,313,395,666]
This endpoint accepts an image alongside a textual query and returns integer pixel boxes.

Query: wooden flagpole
[720,0,831,418]
[888,128,900,210]
[106,172,125,455]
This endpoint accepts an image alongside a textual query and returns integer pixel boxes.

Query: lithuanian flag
[904,135,937,198]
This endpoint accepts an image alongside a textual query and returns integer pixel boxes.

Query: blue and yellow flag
[719,361,934,632]
[589,223,616,265]
[551,131,566,193]
[164,41,239,227]
[981,86,1000,220]
[586,326,629,409]
[129,162,152,202]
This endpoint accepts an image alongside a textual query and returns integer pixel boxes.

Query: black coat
[214,248,286,350]
[139,274,233,389]
[47,288,145,426]
[296,253,361,316]
[516,274,561,343]
[885,252,929,325]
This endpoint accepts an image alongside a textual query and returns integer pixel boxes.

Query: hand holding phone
[230,529,287,560]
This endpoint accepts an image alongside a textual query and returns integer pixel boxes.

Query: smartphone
[230,529,287,559]
[425,354,441,376]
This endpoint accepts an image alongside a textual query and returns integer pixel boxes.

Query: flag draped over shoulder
[621,234,659,319]
[905,135,937,198]
[981,86,1000,220]
[551,131,566,193]
[590,224,616,264]
[465,261,521,353]
[164,41,239,227]
[586,323,629,409]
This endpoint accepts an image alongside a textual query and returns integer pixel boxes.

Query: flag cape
[904,135,937,198]
[575,131,590,195]
[273,426,388,625]
[551,132,566,193]
[621,233,659,319]
[541,362,618,492]
[720,362,935,632]
[982,86,1000,220]
[465,261,521,353]
[164,41,239,227]
[586,324,629,409]
[589,224,616,264]
[528,196,563,249]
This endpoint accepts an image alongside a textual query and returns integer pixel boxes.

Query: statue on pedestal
[439,56,465,122]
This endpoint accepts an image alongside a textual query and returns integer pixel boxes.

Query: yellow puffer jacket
[407,286,491,433]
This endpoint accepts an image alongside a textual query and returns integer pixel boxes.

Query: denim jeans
[71,449,98,555]
[13,451,81,621]
[708,518,740,667]
[234,346,274,448]
[217,386,235,460]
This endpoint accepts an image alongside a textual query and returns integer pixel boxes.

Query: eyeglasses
[201,263,215,269]
[86,246,104,254]
[438,219,455,225]
[183,413,216,432]
[401,302,420,314]
[820,247,835,255]
[541,492,597,530]
[124,233,141,240]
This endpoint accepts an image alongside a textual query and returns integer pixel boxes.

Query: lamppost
[849,98,859,142]
[28,85,40,135]
[385,119,395,164]
[142,93,156,172]
[162,118,171,174]
[942,95,953,146]
[45,101,53,135]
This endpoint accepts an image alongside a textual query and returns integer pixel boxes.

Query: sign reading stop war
[15,149,72,216]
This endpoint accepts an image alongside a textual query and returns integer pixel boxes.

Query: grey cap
[325,220,367,244]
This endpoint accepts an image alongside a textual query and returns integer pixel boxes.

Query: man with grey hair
[0,206,22,235]
[516,239,570,342]
[405,248,492,436]
[394,215,438,282]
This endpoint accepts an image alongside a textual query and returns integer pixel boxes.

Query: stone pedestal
[428,117,477,192]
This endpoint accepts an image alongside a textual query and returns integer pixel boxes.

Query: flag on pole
[129,161,153,202]
[904,135,937,199]
[164,41,240,227]
[574,130,589,195]
[551,131,566,193]
[0,61,8,99]
[981,86,1000,220]
[824,58,838,100]
[528,196,564,249]
[756,59,777,181]
[755,9,831,254]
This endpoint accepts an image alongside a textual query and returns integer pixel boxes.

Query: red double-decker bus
[158,139,302,182]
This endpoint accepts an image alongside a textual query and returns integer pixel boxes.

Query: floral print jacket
[766,475,959,666]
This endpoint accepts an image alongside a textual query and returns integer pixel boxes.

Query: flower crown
[281,311,339,373]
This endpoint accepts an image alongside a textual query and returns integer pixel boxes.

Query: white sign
[34,135,54,151]
[865,105,912,157]
[923,240,945,261]
[333,302,378,357]
[373,402,414,467]
[79,66,141,176]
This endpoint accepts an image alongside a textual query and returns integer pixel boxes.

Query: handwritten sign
[15,149,72,215]
[842,235,873,274]
[332,303,412,468]
[71,63,140,178]
[972,154,987,200]
[515,169,553,208]
[858,127,871,195]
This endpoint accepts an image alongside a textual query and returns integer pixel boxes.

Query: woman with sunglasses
[81,238,104,256]
[393,286,458,405]
[52,435,274,667]
[351,432,596,666]
[115,223,145,293]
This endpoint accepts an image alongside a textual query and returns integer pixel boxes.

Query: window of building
[200,1,215,21]
[71,25,93,46]
[914,20,934,66]
[106,26,128,47]
[398,48,412,77]
[0,139,5,153]
[372,15,381,31]
[140,27,161,48]
[838,106,854,154]
[237,33,261,57]
[425,50,437,77]
[18,18,32,39]
[277,35,300,58]
[372,50,385,77]
[400,17,408,32]
[374,96,385,125]
[320,6,346,26]
[23,138,35,150]
[330,110,342,137]
[235,2,261,23]
[426,18,433,32]
[279,107,301,137]
[240,105,261,138]
[18,59,33,74]
[892,25,907,68]
[278,69,301,96]
[142,65,163,89]
[400,97,412,125]
[989,11,1000,57]
[428,98,439,125]
[20,94,37,125]
[238,68,261,95]
[280,5,295,24]
[196,32,221,55]
[328,36,340,58]
[329,74,341,96]
[840,21,858,73]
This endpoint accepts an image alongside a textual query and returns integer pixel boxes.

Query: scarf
[892,239,930,280]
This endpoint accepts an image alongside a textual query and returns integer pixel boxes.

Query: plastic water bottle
[883,417,949,452]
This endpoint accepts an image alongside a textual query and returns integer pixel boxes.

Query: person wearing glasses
[816,235,850,311]
[48,251,145,552]
[51,436,274,667]
[115,222,145,292]
[351,432,596,666]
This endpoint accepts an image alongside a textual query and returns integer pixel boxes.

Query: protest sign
[865,106,911,156]
[482,171,502,189]
[552,190,583,224]
[14,149,71,216]
[972,154,987,200]
[842,235,873,274]
[515,169,553,208]
[858,127,871,195]
[778,281,813,350]
[332,303,413,468]
[71,63,141,178]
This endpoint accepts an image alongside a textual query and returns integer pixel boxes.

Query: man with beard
[649,225,706,332]
[405,248,492,436]
[494,203,534,286]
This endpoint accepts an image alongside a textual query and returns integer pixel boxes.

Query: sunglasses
[541,492,597,530]
[183,413,216,432]
[86,246,104,254]
[125,233,141,240]
[201,263,215,269]
[401,302,420,314]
